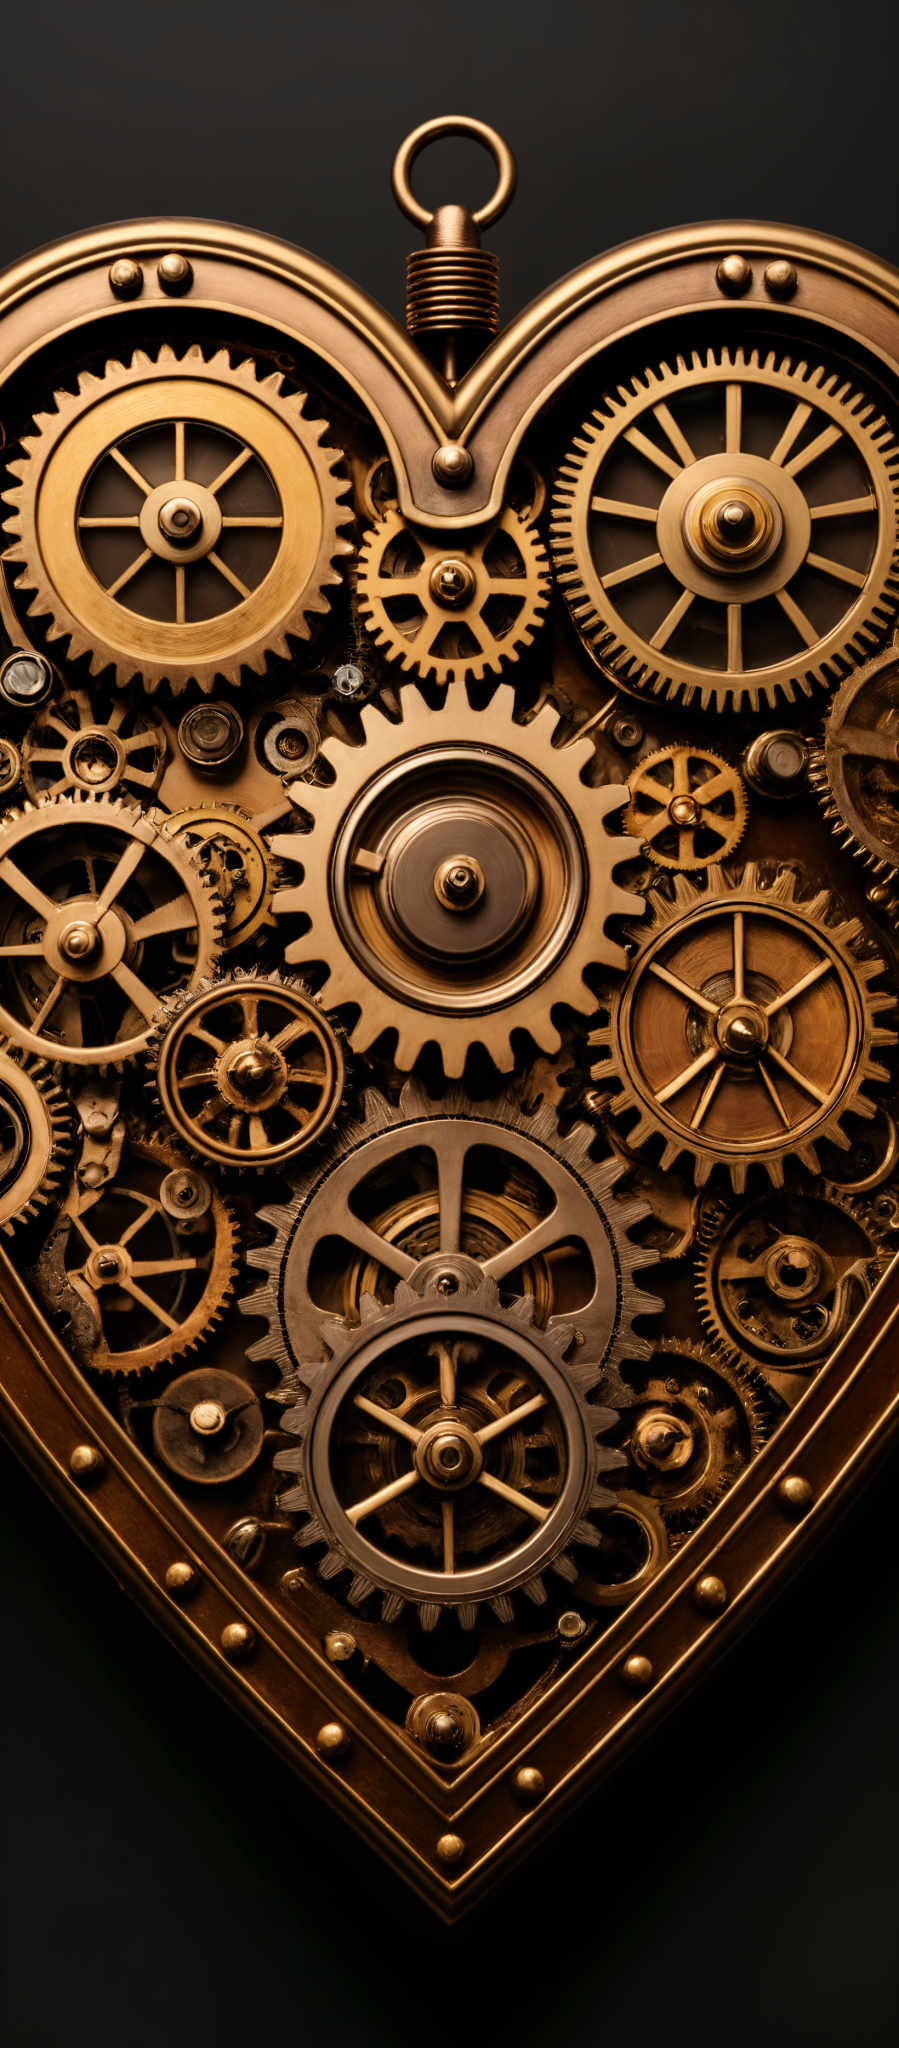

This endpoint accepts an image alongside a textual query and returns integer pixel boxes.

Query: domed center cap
[190,1399,227,1436]
[433,853,486,912]
[684,476,783,573]
[428,557,477,609]
[415,1419,484,1492]
[157,494,203,544]
[631,1407,695,1474]
[58,917,100,963]
[715,998,769,1060]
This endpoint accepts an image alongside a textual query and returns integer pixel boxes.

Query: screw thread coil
[406,247,500,336]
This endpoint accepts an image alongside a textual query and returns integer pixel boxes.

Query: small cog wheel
[550,346,899,711]
[356,505,549,683]
[3,346,353,693]
[160,804,282,950]
[623,744,747,870]
[809,644,899,875]
[21,687,167,804]
[0,1048,72,1236]
[149,971,346,1171]
[590,861,896,1190]
[151,1367,265,1485]
[619,1336,767,1527]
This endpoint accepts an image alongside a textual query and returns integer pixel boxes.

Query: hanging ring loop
[391,116,517,233]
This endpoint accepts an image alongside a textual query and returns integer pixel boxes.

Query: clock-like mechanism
[2,115,898,1806]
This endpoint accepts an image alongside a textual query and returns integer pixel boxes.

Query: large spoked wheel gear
[809,644,899,876]
[0,1049,72,1236]
[550,347,899,712]
[272,1271,624,1628]
[271,682,643,1074]
[3,346,353,693]
[356,505,549,684]
[590,862,896,1190]
[0,794,223,1064]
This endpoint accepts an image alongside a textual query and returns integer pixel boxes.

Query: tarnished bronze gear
[550,347,899,712]
[808,645,899,875]
[623,745,747,871]
[271,1271,624,1627]
[3,345,354,693]
[577,1488,670,1609]
[151,1366,265,1485]
[590,862,896,1191]
[355,505,549,683]
[0,1048,72,1235]
[21,687,166,804]
[0,794,223,1065]
[696,1182,891,1388]
[240,1079,661,1394]
[271,682,644,1075]
[620,1336,766,1527]
[160,804,282,950]
[33,1136,238,1377]
[149,970,346,1171]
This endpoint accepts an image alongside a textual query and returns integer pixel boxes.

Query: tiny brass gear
[590,862,896,1190]
[21,687,167,804]
[34,1136,238,1377]
[271,1271,624,1627]
[0,794,223,1064]
[271,682,644,1075]
[550,347,899,711]
[3,346,353,693]
[620,1336,766,1527]
[809,645,899,875]
[150,971,346,1171]
[151,1366,265,1485]
[241,1079,661,1398]
[623,745,747,870]
[0,1048,72,1235]
[355,506,550,683]
[697,1182,891,1380]
[160,804,282,950]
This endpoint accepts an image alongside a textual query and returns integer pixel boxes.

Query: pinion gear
[356,505,549,684]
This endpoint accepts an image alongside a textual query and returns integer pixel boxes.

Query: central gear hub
[433,853,486,912]
[685,476,782,571]
[218,1038,287,1109]
[414,1417,484,1491]
[630,1407,695,1474]
[715,998,770,1061]
[428,557,477,608]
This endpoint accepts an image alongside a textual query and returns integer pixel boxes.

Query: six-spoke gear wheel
[623,745,747,870]
[0,1049,72,1235]
[3,345,354,692]
[590,862,896,1189]
[356,506,549,683]
[550,347,899,711]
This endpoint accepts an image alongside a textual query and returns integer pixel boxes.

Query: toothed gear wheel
[21,687,167,804]
[623,744,747,870]
[148,970,346,1171]
[355,505,549,684]
[696,1181,891,1379]
[160,804,283,950]
[271,1270,624,1627]
[0,793,224,1065]
[0,1049,73,1236]
[619,1336,767,1527]
[239,1079,661,1401]
[550,346,899,711]
[33,1137,238,1377]
[808,644,899,876]
[3,345,354,693]
[590,862,896,1191]
[270,682,644,1075]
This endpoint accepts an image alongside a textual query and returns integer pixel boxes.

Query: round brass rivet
[108,258,143,300]
[621,1653,654,1691]
[165,1560,197,1596]
[694,1573,729,1613]
[324,1629,357,1665]
[157,252,193,294]
[557,1609,587,1643]
[69,1444,104,1482]
[316,1720,350,1759]
[514,1765,545,1804]
[765,259,797,298]
[221,1621,255,1660]
[716,253,752,296]
[432,443,474,488]
[435,1832,465,1865]
[778,1473,815,1515]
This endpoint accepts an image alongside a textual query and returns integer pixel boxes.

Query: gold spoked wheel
[151,974,345,1170]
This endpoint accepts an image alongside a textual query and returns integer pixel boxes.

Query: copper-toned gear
[149,971,346,1172]
[3,345,353,693]
[0,793,223,1065]
[270,682,644,1076]
[619,1336,767,1527]
[696,1181,891,1390]
[21,687,166,804]
[590,862,896,1191]
[808,644,899,875]
[355,505,549,683]
[160,804,282,950]
[271,1270,624,1627]
[623,745,747,871]
[550,347,899,712]
[33,1135,238,1377]
[0,1048,72,1236]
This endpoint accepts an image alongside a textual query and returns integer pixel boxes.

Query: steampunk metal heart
[1,113,899,1919]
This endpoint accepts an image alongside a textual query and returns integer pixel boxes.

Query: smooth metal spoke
[651,585,694,650]
[353,1394,423,1446]
[589,496,658,522]
[476,1394,548,1445]
[766,1044,830,1105]
[623,426,682,479]
[106,547,152,598]
[647,960,718,1015]
[345,1468,420,1526]
[441,1501,455,1575]
[602,550,664,589]
[655,1042,718,1106]
[775,586,819,647]
[783,423,842,477]
[478,1471,550,1523]
[806,551,867,589]
[109,446,152,495]
[765,957,832,1017]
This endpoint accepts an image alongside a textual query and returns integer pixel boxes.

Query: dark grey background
[2,2,899,2043]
